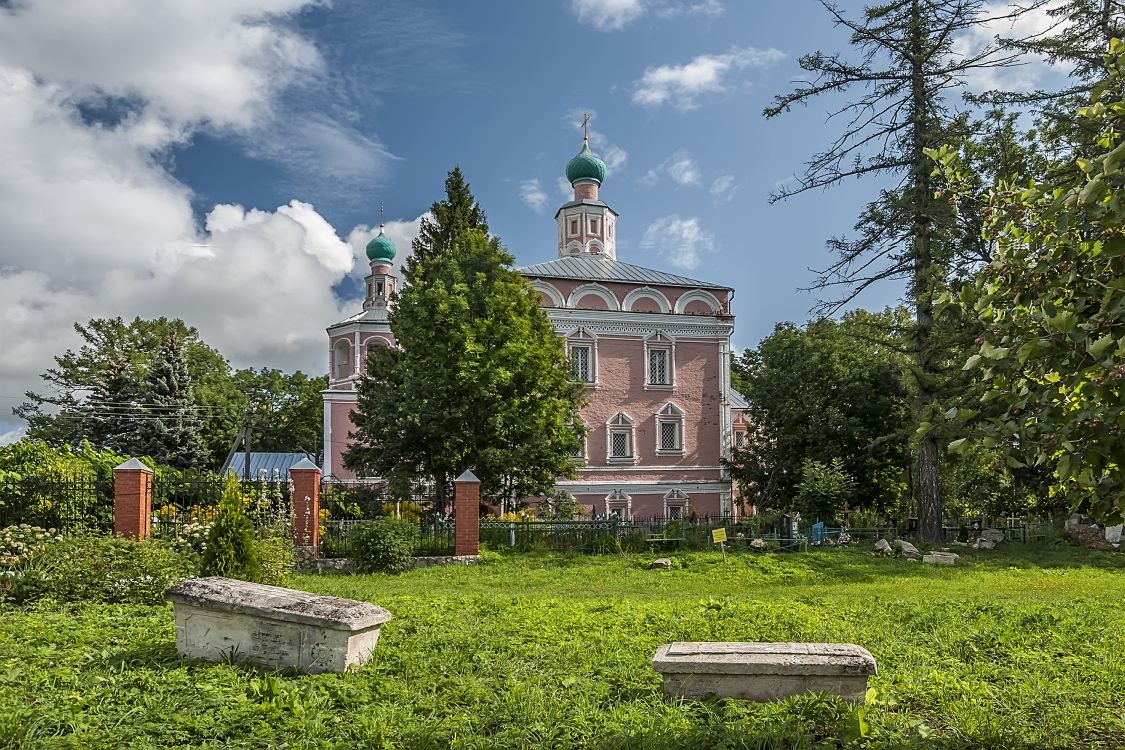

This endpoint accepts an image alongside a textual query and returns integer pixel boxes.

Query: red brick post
[113,458,153,540]
[290,458,321,554]
[454,469,480,556]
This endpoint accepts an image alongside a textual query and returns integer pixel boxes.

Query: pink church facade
[322,134,745,519]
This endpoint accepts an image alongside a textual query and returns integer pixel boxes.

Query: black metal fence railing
[150,475,292,541]
[0,474,112,532]
[319,516,455,559]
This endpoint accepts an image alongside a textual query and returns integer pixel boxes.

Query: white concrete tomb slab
[652,642,877,702]
[165,577,392,673]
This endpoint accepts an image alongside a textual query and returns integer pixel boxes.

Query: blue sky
[0,0,1062,439]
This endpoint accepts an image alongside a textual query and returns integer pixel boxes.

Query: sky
[0,0,1067,442]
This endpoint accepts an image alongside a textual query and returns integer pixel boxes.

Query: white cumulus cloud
[952,1,1071,93]
[639,215,716,270]
[0,0,406,437]
[710,174,739,203]
[519,179,550,213]
[643,150,703,187]
[632,46,784,110]
[571,0,723,31]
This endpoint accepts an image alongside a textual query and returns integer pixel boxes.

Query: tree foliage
[728,311,912,514]
[764,0,1045,540]
[933,40,1125,524]
[136,332,204,469]
[346,170,584,510]
[796,458,858,523]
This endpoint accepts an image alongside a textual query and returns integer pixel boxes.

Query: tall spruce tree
[82,358,145,457]
[764,0,1042,542]
[411,167,489,265]
[138,332,203,469]
[346,173,583,511]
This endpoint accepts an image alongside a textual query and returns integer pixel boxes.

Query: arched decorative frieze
[568,283,620,311]
[674,289,722,315]
[586,239,605,255]
[529,280,565,308]
[623,286,672,314]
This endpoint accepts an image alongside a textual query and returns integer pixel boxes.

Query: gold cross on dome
[581,112,590,142]
[379,201,384,226]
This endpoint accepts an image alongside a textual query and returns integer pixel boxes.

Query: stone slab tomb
[165,577,392,673]
[652,642,877,702]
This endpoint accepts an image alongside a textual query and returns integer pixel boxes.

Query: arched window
[333,339,353,381]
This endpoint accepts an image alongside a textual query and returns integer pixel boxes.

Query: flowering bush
[4,533,192,605]
[0,524,63,569]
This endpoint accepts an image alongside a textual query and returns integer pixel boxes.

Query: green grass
[1,545,1123,749]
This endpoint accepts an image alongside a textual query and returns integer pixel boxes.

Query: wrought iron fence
[0,473,112,532]
[319,515,455,558]
[150,474,292,540]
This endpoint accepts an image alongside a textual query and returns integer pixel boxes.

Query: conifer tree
[138,332,203,469]
[410,166,489,265]
[764,0,1043,542]
[346,171,583,511]
[82,358,144,457]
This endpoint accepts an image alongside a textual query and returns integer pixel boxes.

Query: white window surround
[644,333,676,390]
[606,413,637,464]
[569,343,594,385]
[663,489,690,519]
[573,421,588,461]
[567,283,620,311]
[655,403,686,456]
[566,329,598,386]
[605,489,632,520]
[332,339,352,382]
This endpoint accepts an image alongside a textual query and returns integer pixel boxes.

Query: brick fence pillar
[454,469,480,556]
[113,458,153,540]
[290,458,321,554]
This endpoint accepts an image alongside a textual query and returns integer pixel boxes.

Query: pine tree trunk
[909,0,945,543]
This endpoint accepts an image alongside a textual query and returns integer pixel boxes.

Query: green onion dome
[365,225,396,263]
[565,139,607,186]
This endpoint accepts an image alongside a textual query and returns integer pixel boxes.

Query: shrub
[200,477,260,582]
[5,533,191,605]
[348,517,417,574]
[254,537,295,586]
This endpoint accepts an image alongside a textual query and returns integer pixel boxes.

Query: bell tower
[556,114,618,260]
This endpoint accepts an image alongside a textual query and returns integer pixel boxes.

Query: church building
[322,133,745,519]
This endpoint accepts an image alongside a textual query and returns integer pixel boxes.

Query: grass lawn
[1,545,1123,749]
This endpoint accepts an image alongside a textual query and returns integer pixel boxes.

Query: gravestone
[923,551,959,565]
[652,642,877,702]
[165,577,392,673]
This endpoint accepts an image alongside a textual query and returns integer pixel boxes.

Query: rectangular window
[735,431,746,447]
[570,220,578,236]
[611,431,631,458]
[659,421,679,451]
[608,506,626,521]
[570,345,592,383]
[590,218,599,234]
[667,505,684,521]
[648,348,669,386]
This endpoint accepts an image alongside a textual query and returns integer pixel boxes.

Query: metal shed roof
[226,452,317,480]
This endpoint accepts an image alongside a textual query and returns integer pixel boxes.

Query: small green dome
[366,226,395,263]
[565,139,607,186]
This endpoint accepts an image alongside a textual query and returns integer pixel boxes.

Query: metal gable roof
[226,452,316,480]
[518,255,730,290]
[730,389,749,410]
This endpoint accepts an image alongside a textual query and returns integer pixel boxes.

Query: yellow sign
[712,528,727,544]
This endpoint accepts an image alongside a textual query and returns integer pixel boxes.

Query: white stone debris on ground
[649,558,673,569]
[893,539,921,557]
[923,551,959,565]
[974,538,996,550]
[1106,524,1123,545]
[873,539,892,556]
[980,529,1005,544]
[749,538,768,551]
[652,642,877,703]
[164,577,392,673]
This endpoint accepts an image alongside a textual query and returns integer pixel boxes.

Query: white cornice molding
[555,480,732,494]
[550,309,733,338]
